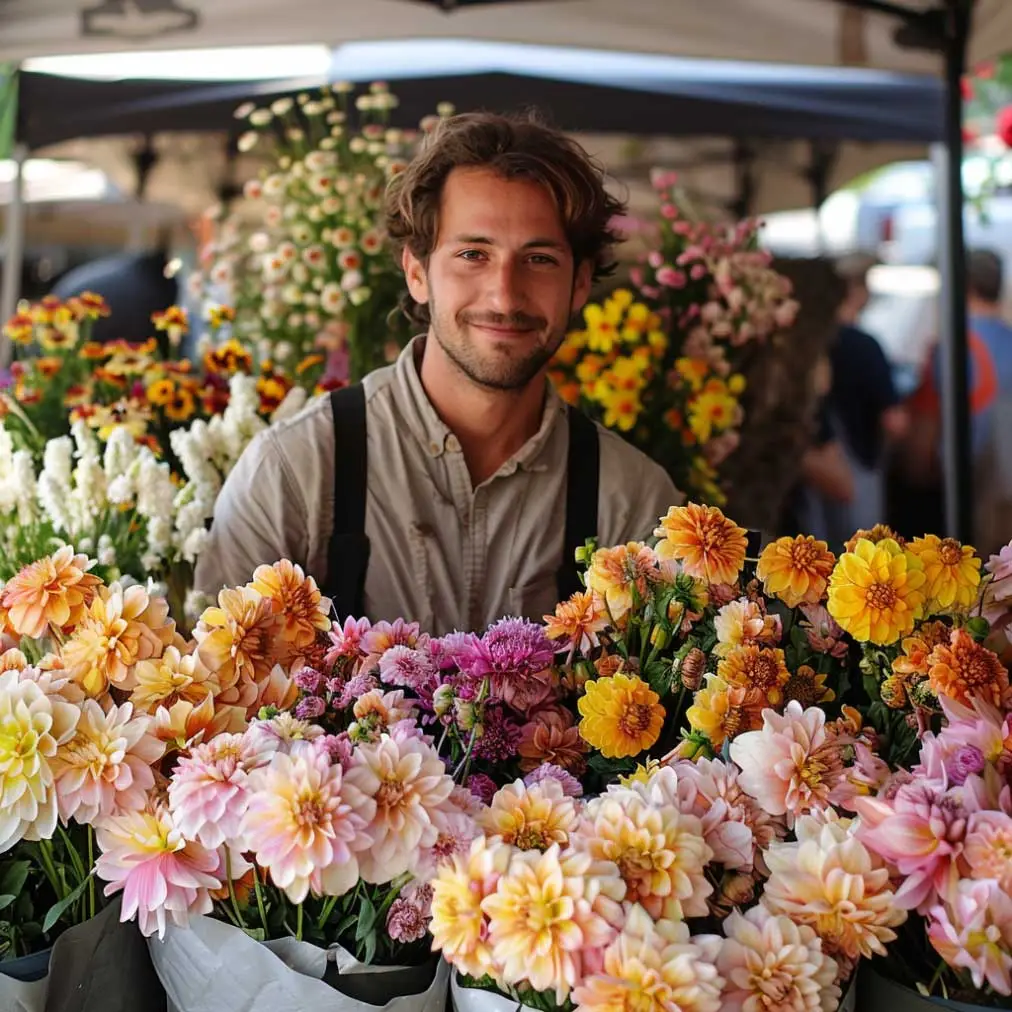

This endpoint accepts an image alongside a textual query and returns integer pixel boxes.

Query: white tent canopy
[0,0,1007,72]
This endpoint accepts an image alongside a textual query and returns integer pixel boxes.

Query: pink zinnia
[323,615,371,667]
[798,604,849,659]
[241,741,373,903]
[730,702,848,824]
[168,732,262,850]
[386,883,433,943]
[378,646,437,695]
[95,807,224,939]
[52,700,164,825]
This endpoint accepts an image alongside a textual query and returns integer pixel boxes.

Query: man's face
[403,166,593,391]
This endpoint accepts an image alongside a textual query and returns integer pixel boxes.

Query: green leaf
[362,928,377,965]
[335,913,357,940]
[0,861,31,899]
[355,894,377,941]
[42,874,92,933]
[0,894,16,911]
[242,927,266,942]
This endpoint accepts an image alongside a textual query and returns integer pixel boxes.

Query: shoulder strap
[324,384,371,620]
[557,405,600,603]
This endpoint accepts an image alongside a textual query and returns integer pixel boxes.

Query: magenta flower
[473,702,522,763]
[378,645,438,696]
[323,616,371,667]
[466,618,555,684]
[467,774,497,805]
[983,541,1012,634]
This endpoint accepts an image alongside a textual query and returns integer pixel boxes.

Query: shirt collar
[393,334,565,474]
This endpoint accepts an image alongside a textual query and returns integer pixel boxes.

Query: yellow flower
[827,538,926,645]
[164,387,196,422]
[728,373,747,395]
[686,674,765,750]
[586,541,658,624]
[617,758,660,787]
[756,535,836,607]
[654,503,748,587]
[247,560,331,661]
[146,379,176,406]
[782,665,836,707]
[599,388,642,431]
[675,356,710,392]
[583,301,624,353]
[578,673,665,758]
[687,388,737,443]
[717,644,791,706]
[480,779,579,851]
[906,535,981,612]
[130,646,217,714]
[575,353,606,385]
[207,305,236,329]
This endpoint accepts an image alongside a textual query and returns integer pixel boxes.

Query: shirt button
[446,434,462,453]
[428,441,441,455]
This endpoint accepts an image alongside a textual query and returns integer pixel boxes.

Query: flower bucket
[0,948,49,1012]
[857,967,996,1012]
[149,915,450,1012]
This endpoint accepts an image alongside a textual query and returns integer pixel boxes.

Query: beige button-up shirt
[194,338,681,635]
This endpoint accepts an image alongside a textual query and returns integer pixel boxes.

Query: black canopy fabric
[16,44,944,151]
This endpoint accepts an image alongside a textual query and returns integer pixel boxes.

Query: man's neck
[417,337,548,486]
[968,295,1003,319]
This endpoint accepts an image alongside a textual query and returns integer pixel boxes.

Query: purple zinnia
[467,773,498,805]
[379,645,438,695]
[473,702,522,763]
[481,617,555,679]
[335,672,379,710]
[293,667,323,694]
[294,696,326,720]
[524,763,584,798]
[947,744,986,786]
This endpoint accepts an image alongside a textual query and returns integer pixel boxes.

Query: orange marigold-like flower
[717,644,791,706]
[543,590,608,653]
[892,620,952,680]
[782,664,836,708]
[247,560,331,661]
[927,628,1009,708]
[654,503,748,586]
[578,673,665,759]
[0,546,101,640]
[756,535,836,607]
[686,674,766,750]
[843,525,906,553]
[586,542,659,624]
[906,535,981,613]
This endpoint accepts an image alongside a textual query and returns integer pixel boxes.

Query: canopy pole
[936,0,973,543]
[0,140,27,369]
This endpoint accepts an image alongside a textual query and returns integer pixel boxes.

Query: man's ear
[570,259,593,315]
[402,246,430,306]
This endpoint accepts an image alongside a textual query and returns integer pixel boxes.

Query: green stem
[225,851,247,929]
[253,872,269,935]
[87,826,96,920]
[927,957,948,996]
[296,903,304,942]
[316,894,339,931]
[36,839,64,898]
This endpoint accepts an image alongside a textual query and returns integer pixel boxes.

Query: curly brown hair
[384,111,626,325]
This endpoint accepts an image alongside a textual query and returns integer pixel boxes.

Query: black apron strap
[557,405,600,602]
[324,385,370,619]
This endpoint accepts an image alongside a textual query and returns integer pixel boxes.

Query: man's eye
[458,249,486,261]
[528,254,559,265]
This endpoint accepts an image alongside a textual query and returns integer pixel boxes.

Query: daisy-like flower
[927,628,1009,708]
[0,546,101,639]
[713,599,778,658]
[0,670,80,852]
[482,845,622,1003]
[756,535,836,608]
[52,700,164,824]
[843,524,905,553]
[717,644,790,706]
[764,814,906,963]
[62,583,175,697]
[685,673,765,751]
[168,732,265,849]
[242,742,373,903]
[430,836,512,979]
[906,535,981,613]
[718,905,840,1012]
[653,503,748,586]
[150,693,246,752]
[130,646,216,714]
[543,591,609,653]
[247,560,331,661]
[480,779,579,851]
[578,673,665,759]
[573,784,713,920]
[586,542,659,624]
[194,587,279,708]
[827,537,926,645]
[572,904,725,1012]
[343,732,455,882]
[928,878,1012,995]
[730,702,847,822]
[95,806,223,939]
[361,618,426,668]
[782,665,836,709]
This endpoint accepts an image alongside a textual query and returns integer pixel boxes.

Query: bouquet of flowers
[550,173,798,505]
[194,82,451,387]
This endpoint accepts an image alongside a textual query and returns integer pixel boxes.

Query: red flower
[997,106,1012,148]
[961,77,974,101]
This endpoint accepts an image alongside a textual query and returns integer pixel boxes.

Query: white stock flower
[103,427,137,480]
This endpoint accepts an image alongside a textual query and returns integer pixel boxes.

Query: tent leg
[0,141,27,369]
[936,0,973,543]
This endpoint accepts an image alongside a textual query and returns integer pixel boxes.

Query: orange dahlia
[756,535,836,607]
[927,628,1009,708]
[892,620,952,681]
[827,538,926,645]
[0,547,101,640]
[247,560,331,661]
[717,644,791,705]
[543,590,608,652]
[578,673,665,759]
[906,535,981,612]
[586,542,658,623]
[686,674,765,750]
[653,503,747,586]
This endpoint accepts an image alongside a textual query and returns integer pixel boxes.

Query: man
[194,112,680,634]
[823,254,908,538]
[906,248,1012,552]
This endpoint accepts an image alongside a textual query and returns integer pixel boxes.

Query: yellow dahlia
[756,535,836,607]
[827,538,926,645]
[578,673,665,759]
[717,644,791,706]
[480,779,579,852]
[685,674,765,750]
[62,583,175,698]
[0,546,101,639]
[247,560,331,661]
[482,845,622,1003]
[713,599,776,658]
[654,503,748,586]
[906,535,981,613]
[130,646,216,714]
[927,628,1009,708]
[430,836,512,979]
[586,542,659,624]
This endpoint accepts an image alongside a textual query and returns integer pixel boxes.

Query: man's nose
[484,259,525,313]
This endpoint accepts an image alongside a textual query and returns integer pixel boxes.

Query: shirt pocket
[407,521,436,632]
[508,572,559,624]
